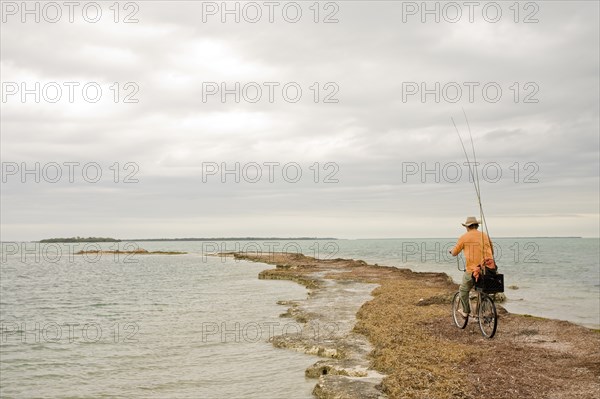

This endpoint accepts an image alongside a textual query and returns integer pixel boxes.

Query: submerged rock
[313,375,386,399]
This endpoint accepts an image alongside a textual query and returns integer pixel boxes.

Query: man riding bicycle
[449,216,495,318]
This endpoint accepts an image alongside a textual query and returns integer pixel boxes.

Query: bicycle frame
[453,257,498,338]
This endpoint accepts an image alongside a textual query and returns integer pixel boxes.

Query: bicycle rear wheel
[478,294,497,338]
[452,292,468,328]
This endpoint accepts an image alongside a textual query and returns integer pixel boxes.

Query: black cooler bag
[475,268,504,293]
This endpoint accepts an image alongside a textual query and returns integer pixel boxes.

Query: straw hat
[461,216,480,227]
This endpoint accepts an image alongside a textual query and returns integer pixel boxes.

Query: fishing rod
[451,110,496,267]
[462,109,488,240]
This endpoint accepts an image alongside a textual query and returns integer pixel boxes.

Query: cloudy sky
[1,0,598,240]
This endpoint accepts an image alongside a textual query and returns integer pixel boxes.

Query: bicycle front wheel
[478,295,498,338]
[452,292,468,329]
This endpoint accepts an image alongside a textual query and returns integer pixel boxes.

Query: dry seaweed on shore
[235,252,600,399]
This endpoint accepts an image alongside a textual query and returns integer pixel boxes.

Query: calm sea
[1,237,598,397]
[0,247,316,399]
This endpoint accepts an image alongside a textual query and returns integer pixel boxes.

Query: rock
[276,300,300,306]
[270,334,342,358]
[313,375,386,399]
[492,292,507,302]
[306,360,369,378]
[258,269,321,289]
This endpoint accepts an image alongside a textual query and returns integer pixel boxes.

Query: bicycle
[452,257,500,338]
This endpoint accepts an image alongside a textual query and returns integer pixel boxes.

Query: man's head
[461,216,480,230]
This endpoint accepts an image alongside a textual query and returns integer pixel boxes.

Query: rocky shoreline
[272,273,386,398]
[227,252,600,399]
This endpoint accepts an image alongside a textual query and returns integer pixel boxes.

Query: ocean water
[1,237,598,397]
[0,249,316,399]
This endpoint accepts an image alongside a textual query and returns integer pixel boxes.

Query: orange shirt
[451,229,494,279]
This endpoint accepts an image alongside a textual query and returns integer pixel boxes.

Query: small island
[40,237,121,243]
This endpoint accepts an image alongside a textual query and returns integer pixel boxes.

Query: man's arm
[450,237,464,256]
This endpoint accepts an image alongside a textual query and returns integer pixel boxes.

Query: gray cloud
[1,1,598,240]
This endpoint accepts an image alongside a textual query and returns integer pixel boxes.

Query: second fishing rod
[452,109,496,267]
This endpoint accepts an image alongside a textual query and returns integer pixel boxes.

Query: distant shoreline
[36,237,338,243]
[31,236,587,243]
[39,237,120,243]
[123,237,338,242]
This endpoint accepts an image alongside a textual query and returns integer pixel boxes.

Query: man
[449,216,494,317]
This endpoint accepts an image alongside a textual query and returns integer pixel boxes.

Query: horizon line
[3,236,596,243]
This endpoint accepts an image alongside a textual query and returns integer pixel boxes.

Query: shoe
[458,309,469,318]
